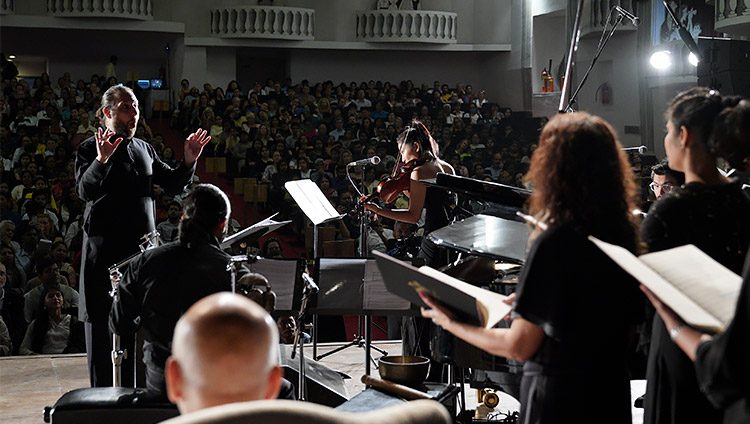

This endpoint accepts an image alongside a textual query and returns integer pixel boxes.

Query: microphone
[614,5,640,26]
[301,272,319,293]
[621,145,647,155]
[347,156,381,167]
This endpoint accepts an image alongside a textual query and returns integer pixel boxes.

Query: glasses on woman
[649,181,675,194]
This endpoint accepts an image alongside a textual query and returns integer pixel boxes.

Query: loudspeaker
[46,387,178,424]
[278,344,350,407]
[697,37,750,97]
[698,71,750,98]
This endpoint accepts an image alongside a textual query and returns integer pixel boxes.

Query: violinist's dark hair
[525,112,640,253]
[179,184,231,242]
[666,87,741,151]
[710,99,750,170]
[394,120,440,174]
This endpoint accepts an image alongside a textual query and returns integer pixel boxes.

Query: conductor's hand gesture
[184,128,211,166]
[95,128,123,164]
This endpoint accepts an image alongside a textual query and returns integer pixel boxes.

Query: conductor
[75,84,210,387]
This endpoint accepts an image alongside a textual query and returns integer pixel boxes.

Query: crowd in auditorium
[0,64,662,357]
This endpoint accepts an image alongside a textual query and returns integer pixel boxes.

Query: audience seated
[19,283,85,355]
[164,292,282,414]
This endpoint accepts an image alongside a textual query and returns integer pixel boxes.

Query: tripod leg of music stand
[365,315,372,375]
[312,314,318,360]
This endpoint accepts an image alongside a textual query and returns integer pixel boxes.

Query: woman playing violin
[363,121,455,267]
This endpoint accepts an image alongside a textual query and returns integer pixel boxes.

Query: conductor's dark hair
[179,184,231,242]
[651,158,685,185]
[96,85,136,127]
[525,112,640,254]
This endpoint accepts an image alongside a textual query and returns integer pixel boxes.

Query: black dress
[642,182,750,424]
[693,248,750,423]
[416,185,453,268]
[513,224,642,424]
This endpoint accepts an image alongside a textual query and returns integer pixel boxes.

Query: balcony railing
[355,10,457,43]
[1,0,13,15]
[47,0,153,20]
[715,0,750,34]
[210,6,315,40]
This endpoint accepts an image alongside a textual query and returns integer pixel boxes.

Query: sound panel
[279,344,349,407]
[698,71,750,98]
[697,37,750,97]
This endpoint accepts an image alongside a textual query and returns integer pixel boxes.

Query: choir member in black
[642,99,750,423]
[110,184,247,395]
[363,120,455,267]
[421,112,643,423]
[641,88,750,424]
[76,85,211,387]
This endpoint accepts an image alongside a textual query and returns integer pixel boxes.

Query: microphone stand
[559,0,585,113]
[291,273,318,400]
[564,7,625,112]
[109,231,161,387]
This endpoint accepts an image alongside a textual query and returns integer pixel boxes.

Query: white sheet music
[285,179,342,226]
[640,245,742,327]
[249,258,299,311]
[590,237,740,332]
[363,259,410,311]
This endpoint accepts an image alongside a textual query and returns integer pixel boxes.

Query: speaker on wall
[697,37,750,97]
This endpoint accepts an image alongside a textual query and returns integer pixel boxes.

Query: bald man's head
[165,293,282,414]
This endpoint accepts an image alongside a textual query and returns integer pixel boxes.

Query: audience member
[165,292,282,414]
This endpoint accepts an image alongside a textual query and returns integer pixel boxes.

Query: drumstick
[361,375,432,400]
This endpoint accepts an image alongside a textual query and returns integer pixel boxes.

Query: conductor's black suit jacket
[75,136,195,322]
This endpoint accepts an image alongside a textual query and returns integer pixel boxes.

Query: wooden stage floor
[0,341,406,424]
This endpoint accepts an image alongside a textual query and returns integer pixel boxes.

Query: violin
[356,159,424,210]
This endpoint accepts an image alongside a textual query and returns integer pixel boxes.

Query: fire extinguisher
[597,82,612,105]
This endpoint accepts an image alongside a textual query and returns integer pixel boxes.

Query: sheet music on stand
[313,258,411,315]
[285,179,344,226]
[247,258,304,312]
[220,213,292,250]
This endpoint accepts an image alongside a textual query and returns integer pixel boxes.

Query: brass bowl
[378,355,430,387]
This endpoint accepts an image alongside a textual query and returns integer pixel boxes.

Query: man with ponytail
[76,85,212,387]
[110,184,248,397]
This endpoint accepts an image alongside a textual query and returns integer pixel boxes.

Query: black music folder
[372,251,511,329]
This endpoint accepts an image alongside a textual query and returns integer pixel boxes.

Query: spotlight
[650,51,672,70]
[688,52,699,67]
[8,55,15,59]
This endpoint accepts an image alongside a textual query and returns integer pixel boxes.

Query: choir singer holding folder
[421,112,643,424]
[642,97,750,423]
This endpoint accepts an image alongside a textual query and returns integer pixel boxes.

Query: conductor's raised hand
[420,292,457,330]
[95,127,123,164]
[184,128,211,166]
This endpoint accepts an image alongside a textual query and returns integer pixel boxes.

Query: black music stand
[311,257,413,373]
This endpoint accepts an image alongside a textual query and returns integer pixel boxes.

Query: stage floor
[0,341,405,424]
[0,341,645,424]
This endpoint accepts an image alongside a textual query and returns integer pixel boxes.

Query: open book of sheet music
[372,251,511,329]
[589,237,743,333]
[220,213,291,249]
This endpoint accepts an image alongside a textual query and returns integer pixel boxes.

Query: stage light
[650,51,672,70]
[688,52,699,66]
[8,55,15,60]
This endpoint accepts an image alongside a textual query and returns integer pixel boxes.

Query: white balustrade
[47,0,152,20]
[0,0,13,15]
[210,6,314,40]
[715,0,750,35]
[355,10,457,43]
